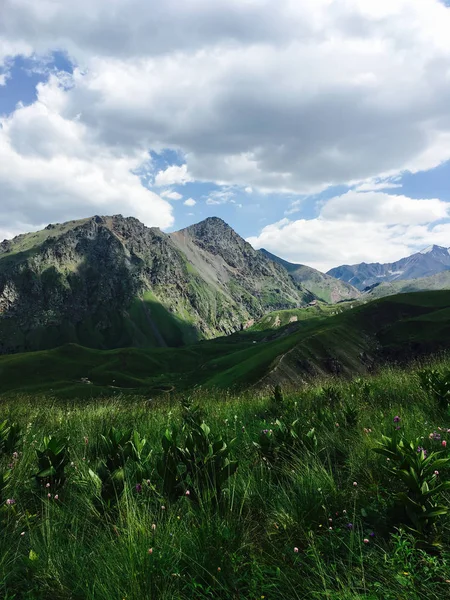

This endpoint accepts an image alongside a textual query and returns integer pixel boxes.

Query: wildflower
[5,498,15,506]
[46,482,51,488]
[343,509,347,515]
[161,506,166,511]
[146,479,151,485]
[328,518,333,523]
[47,493,51,498]
[217,567,221,572]
[353,481,358,487]
[417,446,427,456]
[70,462,75,467]
[430,432,441,441]
[328,527,333,531]
[369,532,375,537]
[443,440,447,448]
[434,470,440,476]
[151,523,156,531]
[135,483,142,493]
[54,495,59,500]
[294,547,299,553]
[20,531,25,536]
[347,523,353,530]
[393,416,401,423]
[148,548,153,554]
[84,436,89,445]
[242,426,245,432]
[363,538,369,544]
[335,423,340,427]
[185,490,190,496]
[12,451,19,459]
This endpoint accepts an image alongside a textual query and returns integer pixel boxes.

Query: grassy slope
[3,358,450,599]
[2,290,450,398]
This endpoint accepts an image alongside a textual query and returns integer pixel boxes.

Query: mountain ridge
[0,214,315,354]
[327,244,450,290]
[259,248,360,303]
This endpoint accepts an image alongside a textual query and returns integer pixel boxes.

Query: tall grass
[2,358,450,598]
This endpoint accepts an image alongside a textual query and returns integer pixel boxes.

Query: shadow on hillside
[0,235,200,354]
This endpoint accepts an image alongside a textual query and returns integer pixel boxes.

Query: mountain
[327,245,450,290]
[259,249,360,303]
[0,215,314,354]
[364,270,450,299]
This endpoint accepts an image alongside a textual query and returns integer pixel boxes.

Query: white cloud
[0,76,173,237]
[247,191,450,271]
[184,198,196,206]
[161,189,183,200]
[154,164,192,186]
[205,189,235,205]
[1,0,450,196]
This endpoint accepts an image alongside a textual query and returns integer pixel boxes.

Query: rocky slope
[259,249,360,303]
[0,215,314,354]
[327,245,450,291]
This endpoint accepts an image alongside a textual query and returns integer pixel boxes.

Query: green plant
[157,413,238,507]
[320,385,342,406]
[90,427,152,507]
[374,430,450,541]
[342,402,358,428]
[418,368,450,410]
[0,420,21,455]
[32,435,69,490]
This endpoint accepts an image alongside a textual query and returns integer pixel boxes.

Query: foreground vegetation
[3,357,450,598]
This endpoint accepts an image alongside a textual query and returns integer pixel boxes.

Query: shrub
[374,428,450,542]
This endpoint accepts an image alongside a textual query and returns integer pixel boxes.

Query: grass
[3,357,450,598]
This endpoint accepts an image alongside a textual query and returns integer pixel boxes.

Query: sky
[1,0,450,272]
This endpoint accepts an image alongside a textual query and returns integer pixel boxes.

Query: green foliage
[253,419,317,465]
[0,420,21,455]
[418,368,450,409]
[374,430,450,540]
[157,407,237,507]
[90,427,152,507]
[320,384,342,406]
[32,435,69,490]
[5,358,450,598]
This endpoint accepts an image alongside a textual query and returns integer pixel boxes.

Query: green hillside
[365,270,450,299]
[1,290,450,398]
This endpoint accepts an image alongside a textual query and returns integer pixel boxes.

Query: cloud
[183,198,196,206]
[1,0,450,195]
[0,76,173,238]
[161,189,183,200]
[247,191,450,271]
[154,164,192,186]
[205,189,235,205]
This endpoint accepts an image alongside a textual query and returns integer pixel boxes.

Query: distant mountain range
[2,214,449,356]
[327,245,450,291]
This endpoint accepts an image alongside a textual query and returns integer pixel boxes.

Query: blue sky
[1,0,450,271]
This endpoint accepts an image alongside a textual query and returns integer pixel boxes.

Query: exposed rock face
[0,215,313,354]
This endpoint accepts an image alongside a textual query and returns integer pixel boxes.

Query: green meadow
[3,356,450,599]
